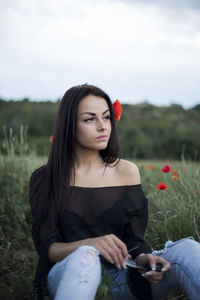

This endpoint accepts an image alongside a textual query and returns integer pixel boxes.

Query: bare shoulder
[114,159,141,185]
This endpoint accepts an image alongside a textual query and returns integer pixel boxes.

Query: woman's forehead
[78,95,109,113]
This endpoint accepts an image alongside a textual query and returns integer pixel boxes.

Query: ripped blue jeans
[47,246,101,300]
[47,237,200,300]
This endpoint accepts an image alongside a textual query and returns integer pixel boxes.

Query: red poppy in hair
[113,99,122,121]
[49,135,53,142]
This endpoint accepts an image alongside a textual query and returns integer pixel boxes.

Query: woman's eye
[84,118,94,122]
[84,115,110,122]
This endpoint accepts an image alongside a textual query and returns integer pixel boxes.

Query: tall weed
[0,126,47,241]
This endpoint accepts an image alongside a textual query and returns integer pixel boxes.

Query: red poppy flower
[172,175,179,181]
[172,170,178,176]
[113,99,122,121]
[160,165,171,173]
[49,135,53,142]
[156,182,168,190]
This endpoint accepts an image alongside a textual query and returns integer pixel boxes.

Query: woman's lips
[96,135,107,140]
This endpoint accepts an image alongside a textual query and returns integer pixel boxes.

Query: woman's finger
[141,254,171,272]
[142,271,164,283]
[107,241,127,268]
[104,235,129,268]
[112,235,129,259]
[99,239,124,268]
[155,256,171,272]
[94,243,114,264]
[146,254,157,271]
[106,245,122,268]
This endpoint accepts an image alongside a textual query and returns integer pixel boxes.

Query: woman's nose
[97,118,106,131]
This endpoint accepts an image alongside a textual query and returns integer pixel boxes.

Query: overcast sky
[0,0,200,107]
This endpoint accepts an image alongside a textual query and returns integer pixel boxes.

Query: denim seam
[171,262,200,294]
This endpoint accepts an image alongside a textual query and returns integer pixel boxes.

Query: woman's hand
[86,234,131,269]
[135,253,171,284]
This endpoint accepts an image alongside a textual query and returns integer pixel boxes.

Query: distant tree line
[0,98,200,160]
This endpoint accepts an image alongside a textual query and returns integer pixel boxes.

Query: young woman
[29,84,200,300]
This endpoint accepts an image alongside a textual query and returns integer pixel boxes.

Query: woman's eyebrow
[80,109,110,116]
[102,109,110,115]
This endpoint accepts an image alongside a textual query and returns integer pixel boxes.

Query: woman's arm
[48,239,90,263]
[48,234,131,269]
[120,160,152,257]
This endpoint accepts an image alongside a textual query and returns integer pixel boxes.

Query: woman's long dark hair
[30,84,121,225]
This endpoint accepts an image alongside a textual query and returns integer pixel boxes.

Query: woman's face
[76,94,112,151]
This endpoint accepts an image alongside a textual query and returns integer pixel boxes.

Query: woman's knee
[153,237,199,260]
[69,245,101,283]
[171,237,200,259]
[72,245,101,266]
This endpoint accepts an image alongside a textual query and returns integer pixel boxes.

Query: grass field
[0,151,199,299]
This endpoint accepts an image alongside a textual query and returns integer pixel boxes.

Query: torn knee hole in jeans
[79,249,99,283]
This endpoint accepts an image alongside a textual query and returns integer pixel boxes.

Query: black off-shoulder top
[30,168,152,299]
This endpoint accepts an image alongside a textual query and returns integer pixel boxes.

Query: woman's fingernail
[152,264,156,271]
[141,274,145,277]
[117,264,121,269]
[145,271,152,276]
[110,260,114,264]
[122,263,127,269]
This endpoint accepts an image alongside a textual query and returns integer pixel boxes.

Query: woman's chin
[93,143,108,151]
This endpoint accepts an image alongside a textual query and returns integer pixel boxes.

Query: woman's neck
[74,148,105,172]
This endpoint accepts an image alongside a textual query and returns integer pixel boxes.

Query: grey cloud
[109,0,200,10]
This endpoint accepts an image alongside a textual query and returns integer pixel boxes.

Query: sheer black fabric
[29,167,152,299]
